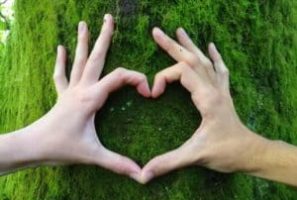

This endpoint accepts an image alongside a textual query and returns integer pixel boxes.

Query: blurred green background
[1,0,297,199]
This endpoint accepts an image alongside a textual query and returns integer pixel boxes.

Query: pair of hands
[32,14,261,184]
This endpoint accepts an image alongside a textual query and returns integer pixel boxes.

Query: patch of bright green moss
[1,0,297,199]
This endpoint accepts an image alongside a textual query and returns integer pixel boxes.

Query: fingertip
[103,13,114,31]
[152,27,164,40]
[78,21,87,33]
[140,170,154,184]
[176,27,183,33]
[209,42,215,48]
[151,77,166,98]
[57,45,63,53]
[208,42,221,62]
[151,85,161,98]
[137,81,151,98]
[104,13,113,21]
[151,88,160,98]
[152,27,158,39]
[123,161,143,183]
[152,27,158,35]
[208,42,216,53]
[176,27,186,37]
[129,172,142,183]
[57,45,66,60]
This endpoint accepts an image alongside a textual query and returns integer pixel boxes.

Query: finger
[152,27,199,65]
[141,145,195,184]
[53,45,68,95]
[70,21,89,86]
[95,67,151,98]
[152,62,204,98]
[176,28,209,63]
[176,28,216,79]
[96,148,142,182]
[208,43,229,90]
[82,14,114,84]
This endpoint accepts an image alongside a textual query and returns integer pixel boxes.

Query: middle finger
[81,14,114,84]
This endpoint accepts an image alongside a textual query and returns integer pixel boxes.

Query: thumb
[95,148,142,182]
[141,143,195,184]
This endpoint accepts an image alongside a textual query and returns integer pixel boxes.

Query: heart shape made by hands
[90,25,235,184]
[53,15,238,185]
[96,82,199,183]
[88,22,234,183]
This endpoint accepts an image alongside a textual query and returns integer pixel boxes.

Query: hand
[140,27,268,183]
[26,14,150,181]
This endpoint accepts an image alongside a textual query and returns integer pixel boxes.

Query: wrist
[0,126,47,173]
[236,130,272,173]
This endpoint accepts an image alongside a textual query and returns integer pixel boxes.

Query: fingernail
[209,42,216,50]
[104,14,111,22]
[78,21,86,33]
[57,45,62,52]
[153,28,165,37]
[178,27,188,38]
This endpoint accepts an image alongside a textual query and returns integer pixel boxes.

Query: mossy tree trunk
[1,0,297,199]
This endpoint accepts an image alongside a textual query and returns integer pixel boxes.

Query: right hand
[141,27,267,184]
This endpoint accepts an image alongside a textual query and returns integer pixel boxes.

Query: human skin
[139,27,297,186]
[0,14,151,182]
[1,14,297,187]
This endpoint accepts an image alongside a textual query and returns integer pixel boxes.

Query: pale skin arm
[0,14,150,182]
[140,27,297,186]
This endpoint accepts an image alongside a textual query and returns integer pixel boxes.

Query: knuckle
[139,74,146,82]
[115,67,126,74]
[91,51,104,62]
[187,54,200,65]
[75,58,85,67]
[114,67,127,79]
[220,68,229,77]
[77,91,93,105]
[180,75,186,85]
[164,44,171,53]
[204,60,214,69]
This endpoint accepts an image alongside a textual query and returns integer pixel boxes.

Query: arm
[247,138,297,186]
[0,14,150,182]
[0,127,46,174]
[141,27,297,186]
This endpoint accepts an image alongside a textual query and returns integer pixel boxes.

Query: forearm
[0,126,44,175]
[243,132,297,186]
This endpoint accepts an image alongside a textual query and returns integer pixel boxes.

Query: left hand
[27,14,150,181]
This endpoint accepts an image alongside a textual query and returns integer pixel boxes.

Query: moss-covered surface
[1,0,297,199]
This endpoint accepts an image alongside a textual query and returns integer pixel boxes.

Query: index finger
[152,62,204,98]
[152,28,199,65]
[96,68,151,98]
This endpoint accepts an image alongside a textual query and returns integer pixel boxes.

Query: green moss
[1,0,297,199]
